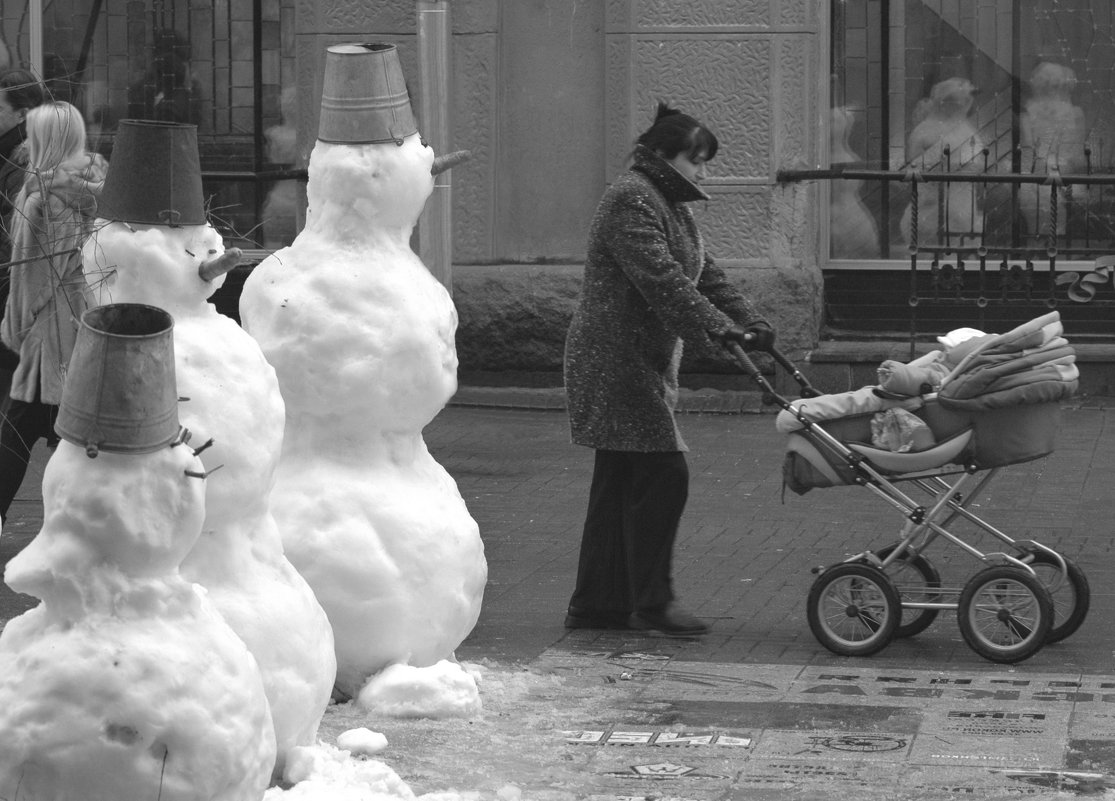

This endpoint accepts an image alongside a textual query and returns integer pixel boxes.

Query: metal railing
[778,160,1115,355]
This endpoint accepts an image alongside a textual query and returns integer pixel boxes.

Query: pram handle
[725,341,822,406]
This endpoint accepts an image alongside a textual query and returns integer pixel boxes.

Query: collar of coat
[630,144,710,203]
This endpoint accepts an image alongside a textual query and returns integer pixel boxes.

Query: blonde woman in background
[0,101,107,524]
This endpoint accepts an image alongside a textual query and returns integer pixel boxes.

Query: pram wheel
[807,563,900,656]
[1017,550,1090,644]
[957,566,1053,663]
[874,544,942,638]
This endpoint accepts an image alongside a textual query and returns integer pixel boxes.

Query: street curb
[449,386,778,415]
[449,386,1114,414]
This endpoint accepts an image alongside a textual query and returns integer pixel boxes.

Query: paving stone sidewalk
[3,394,1114,799]
[434,397,1115,675]
[416,396,1115,799]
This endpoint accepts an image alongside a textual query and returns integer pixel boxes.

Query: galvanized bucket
[318,43,418,144]
[55,304,180,457]
[98,119,206,226]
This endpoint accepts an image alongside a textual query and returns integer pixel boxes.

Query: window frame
[822,0,1112,276]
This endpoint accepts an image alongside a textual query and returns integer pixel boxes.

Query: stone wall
[287,0,828,382]
[452,258,822,387]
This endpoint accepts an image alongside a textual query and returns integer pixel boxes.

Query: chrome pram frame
[729,341,1088,665]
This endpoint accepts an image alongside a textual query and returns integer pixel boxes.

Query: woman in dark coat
[564,103,774,635]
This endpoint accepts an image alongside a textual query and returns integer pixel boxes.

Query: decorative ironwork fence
[778,163,1115,356]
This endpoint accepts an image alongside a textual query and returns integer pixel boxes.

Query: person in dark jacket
[563,102,774,636]
[0,69,45,382]
[0,70,44,262]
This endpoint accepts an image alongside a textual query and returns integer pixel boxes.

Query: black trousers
[0,399,59,522]
[569,449,689,615]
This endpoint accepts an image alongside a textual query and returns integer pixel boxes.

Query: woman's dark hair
[636,101,719,161]
[0,69,45,112]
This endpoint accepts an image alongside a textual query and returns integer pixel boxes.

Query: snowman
[239,43,487,700]
[82,120,336,779]
[0,304,275,801]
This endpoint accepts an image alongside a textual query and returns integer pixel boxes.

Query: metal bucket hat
[98,119,206,226]
[318,43,419,145]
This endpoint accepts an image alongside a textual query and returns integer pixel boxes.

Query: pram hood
[937,311,1078,410]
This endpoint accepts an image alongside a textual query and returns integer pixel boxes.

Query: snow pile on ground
[336,727,389,756]
[264,742,416,801]
[357,660,481,719]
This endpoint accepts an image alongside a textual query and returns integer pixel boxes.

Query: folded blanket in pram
[774,386,923,433]
[937,311,1078,410]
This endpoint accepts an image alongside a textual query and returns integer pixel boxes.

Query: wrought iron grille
[826,0,1115,352]
[779,164,1115,355]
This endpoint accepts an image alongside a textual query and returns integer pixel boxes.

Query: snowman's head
[83,221,228,312]
[4,440,207,610]
[307,133,434,230]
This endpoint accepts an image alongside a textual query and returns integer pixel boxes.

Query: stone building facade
[6,0,824,386]
[6,0,1113,392]
[287,0,824,386]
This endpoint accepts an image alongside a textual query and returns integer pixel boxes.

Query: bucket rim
[81,303,175,339]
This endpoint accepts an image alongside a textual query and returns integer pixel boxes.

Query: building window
[830,0,1115,265]
[0,0,305,252]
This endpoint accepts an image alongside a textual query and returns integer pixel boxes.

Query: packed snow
[83,220,337,780]
[357,660,482,719]
[0,440,276,800]
[1,52,489,800]
[335,727,389,757]
[239,132,486,700]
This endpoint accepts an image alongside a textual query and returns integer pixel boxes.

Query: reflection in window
[831,0,1115,261]
[0,0,303,250]
[830,105,880,257]
[125,28,205,127]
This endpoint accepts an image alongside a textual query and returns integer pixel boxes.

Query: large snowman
[82,120,336,778]
[239,43,486,699]
[0,304,275,800]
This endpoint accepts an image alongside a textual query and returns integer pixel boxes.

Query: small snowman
[82,119,337,779]
[239,43,487,700]
[0,304,275,801]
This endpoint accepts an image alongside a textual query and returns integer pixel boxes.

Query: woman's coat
[564,145,765,452]
[1,153,107,405]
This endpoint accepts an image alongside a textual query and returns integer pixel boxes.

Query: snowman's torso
[0,441,276,801]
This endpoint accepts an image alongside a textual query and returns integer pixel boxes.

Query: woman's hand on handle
[713,322,775,352]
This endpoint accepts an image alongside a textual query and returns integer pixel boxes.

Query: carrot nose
[198,248,243,282]
[431,149,472,176]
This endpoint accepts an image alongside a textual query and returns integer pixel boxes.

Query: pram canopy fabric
[936,311,1078,410]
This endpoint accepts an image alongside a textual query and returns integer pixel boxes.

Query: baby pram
[731,311,1086,664]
